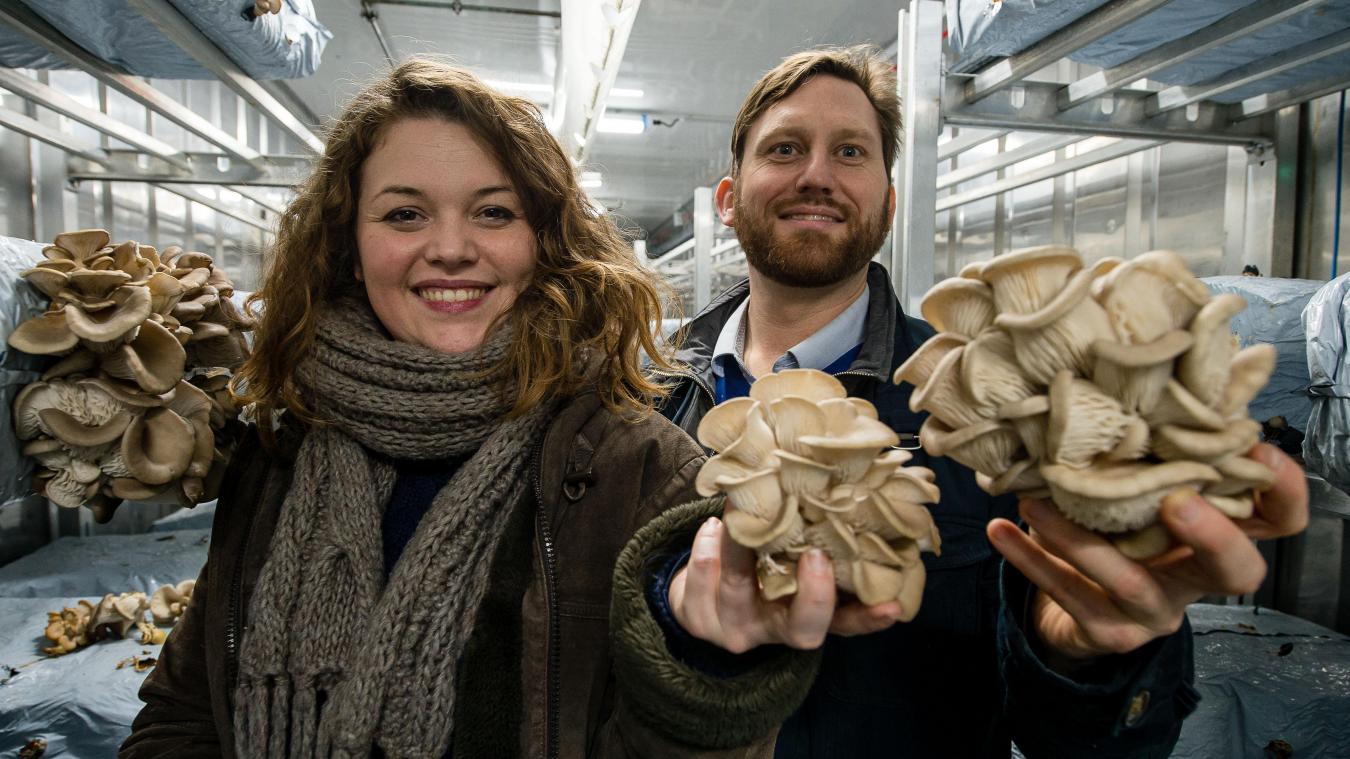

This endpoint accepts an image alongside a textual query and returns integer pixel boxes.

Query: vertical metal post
[1270,106,1301,278]
[993,134,1008,256]
[30,73,65,243]
[1051,147,1071,246]
[692,186,714,311]
[1221,146,1249,273]
[894,1,943,314]
[1125,150,1146,256]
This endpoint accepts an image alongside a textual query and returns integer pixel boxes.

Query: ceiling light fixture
[597,114,647,134]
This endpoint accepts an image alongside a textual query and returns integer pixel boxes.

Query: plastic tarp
[1,237,49,510]
[0,530,208,756]
[0,0,330,80]
[1203,277,1319,431]
[946,0,1350,103]
[1302,274,1350,492]
[1170,604,1350,758]
[149,500,217,532]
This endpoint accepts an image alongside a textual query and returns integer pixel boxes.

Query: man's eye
[771,144,796,156]
[840,145,862,158]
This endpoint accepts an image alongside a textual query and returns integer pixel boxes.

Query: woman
[119,59,809,758]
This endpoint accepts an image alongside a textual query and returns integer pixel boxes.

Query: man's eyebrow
[756,124,879,146]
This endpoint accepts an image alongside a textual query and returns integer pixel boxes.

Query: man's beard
[734,194,890,288]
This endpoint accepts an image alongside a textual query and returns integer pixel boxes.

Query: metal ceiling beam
[67,150,313,187]
[126,0,323,154]
[1148,27,1350,116]
[0,2,265,168]
[938,133,1085,189]
[945,78,1272,146]
[0,106,109,166]
[937,128,1010,160]
[372,0,561,16]
[1232,72,1350,120]
[936,138,1164,211]
[965,0,1174,103]
[0,68,192,171]
[228,185,287,216]
[1059,0,1327,110]
[153,183,271,232]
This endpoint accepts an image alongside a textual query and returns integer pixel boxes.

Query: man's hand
[668,515,904,653]
[987,443,1309,660]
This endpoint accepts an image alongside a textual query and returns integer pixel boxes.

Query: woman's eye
[479,206,517,222]
[383,208,423,224]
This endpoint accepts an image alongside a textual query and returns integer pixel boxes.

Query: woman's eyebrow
[371,185,426,200]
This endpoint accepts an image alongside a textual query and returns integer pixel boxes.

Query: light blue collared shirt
[711,288,870,382]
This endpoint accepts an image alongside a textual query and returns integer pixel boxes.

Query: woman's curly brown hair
[233,57,679,428]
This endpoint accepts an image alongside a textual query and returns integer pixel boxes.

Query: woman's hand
[667,516,904,653]
[987,443,1310,661]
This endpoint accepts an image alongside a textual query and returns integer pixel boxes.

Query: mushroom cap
[40,349,99,381]
[1176,293,1247,406]
[1217,343,1276,418]
[80,376,174,408]
[1207,454,1276,497]
[696,397,758,452]
[38,407,132,448]
[759,561,799,601]
[1111,523,1174,561]
[1046,370,1138,469]
[1145,379,1226,431]
[1094,250,1212,344]
[120,407,195,485]
[101,318,188,395]
[961,328,1037,409]
[1092,330,1194,414]
[861,448,914,489]
[920,277,995,338]
[775,450,835,499]
[8,310,78,355]
[1001,289,1115,384]
[50,229,111,262]
[695,454,760,497]
[147,271,186,315]
[1092,330,1193,369]
[720,466,784,521]
[978,245,1083,315]
[67,269,131,297]
[1202,493,1254,519]
[14,381,57,440]
[750,368,846,404]
[799,416,899,483]
[909,346,990,429]
[766,396,826,456]
[1152,419,1261,464]
[1041,460,1222,532]
[725,492,804,550]
[20,267,69,298]
[876,468,942,504]
[1103,417,1151,462]
[892,333,967,389]
[64,286,152,346]
[975,457,1046,496]
[920,416,1021,476]
[720,403,778,467]
[995,265,1096,332]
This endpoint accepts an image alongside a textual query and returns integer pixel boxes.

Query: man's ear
[715,176,736,227]
[887,184,897,219]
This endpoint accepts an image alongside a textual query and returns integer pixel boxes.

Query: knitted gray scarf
[234,301,553,758]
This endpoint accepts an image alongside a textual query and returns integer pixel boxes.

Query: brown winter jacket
[119,390,817,758]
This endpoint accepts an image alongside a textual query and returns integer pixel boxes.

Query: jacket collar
[674,261,912,385]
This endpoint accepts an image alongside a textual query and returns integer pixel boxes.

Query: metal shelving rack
[891,0,1350,312]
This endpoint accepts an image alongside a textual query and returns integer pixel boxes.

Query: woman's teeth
[418,287,485,302]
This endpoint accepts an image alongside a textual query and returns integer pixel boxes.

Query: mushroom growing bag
[895,247,1278,559]
[695,369,942,616]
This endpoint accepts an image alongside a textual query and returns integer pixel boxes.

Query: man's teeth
[418,287,486,302]
[786,214,836,221]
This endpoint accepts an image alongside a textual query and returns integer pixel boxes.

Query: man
[609,46,1310,758]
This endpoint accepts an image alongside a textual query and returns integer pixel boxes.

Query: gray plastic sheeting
[0,237,50,510]
[0,530,209,599]
[0,0,330,80]
[1172,604,1350,758]
[0,596,165,758]
[1203,276,1320,431]
[947,0,1350,103]
[1302,274,1350,492]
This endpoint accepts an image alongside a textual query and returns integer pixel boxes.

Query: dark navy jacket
[656,263,1198,758]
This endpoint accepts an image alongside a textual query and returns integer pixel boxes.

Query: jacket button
[1124,689,1150,727]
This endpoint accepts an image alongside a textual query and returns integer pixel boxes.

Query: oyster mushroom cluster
[895,246,1277,559]
[8,229,253,521]
[254,0,283,15]
[40,581,194,656]
[695,369,941,616]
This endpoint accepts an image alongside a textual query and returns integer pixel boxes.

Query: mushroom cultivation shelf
[895,246,1277,559]
[7,229,253,522]
[694,369,941,615]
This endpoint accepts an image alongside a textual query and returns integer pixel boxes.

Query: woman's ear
[354,262,364,282]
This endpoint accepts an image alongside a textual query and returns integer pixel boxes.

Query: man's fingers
[1242,443,1309,539]
[1018,500,1172,625]
[783,549,837,649]
[716,519,770,636]
[828,601,903,637]
[987,517,1115,626]
[1159,490,1267,596]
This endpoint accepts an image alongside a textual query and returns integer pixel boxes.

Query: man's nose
[794,150,836,195]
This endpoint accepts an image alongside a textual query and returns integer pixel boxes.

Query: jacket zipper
[225,497,258,693]
[531,435,561,759]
